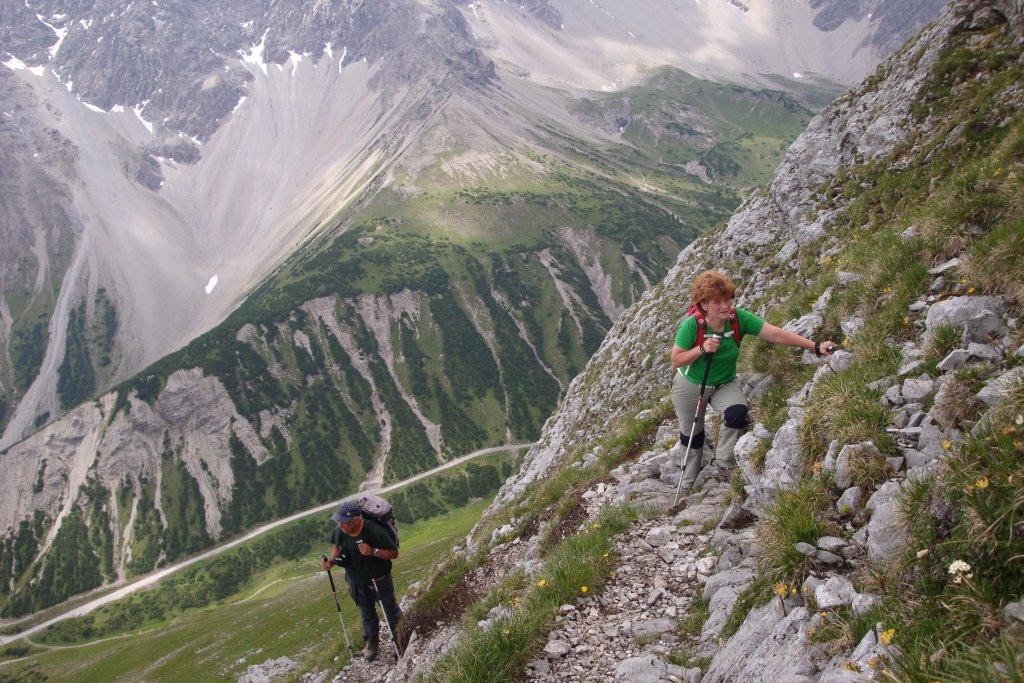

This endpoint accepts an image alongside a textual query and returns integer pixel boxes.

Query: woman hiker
[671,270,837,493]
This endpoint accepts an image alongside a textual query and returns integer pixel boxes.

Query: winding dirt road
[0,442,534,646]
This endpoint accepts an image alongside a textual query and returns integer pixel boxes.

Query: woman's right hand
[701,336,721,354]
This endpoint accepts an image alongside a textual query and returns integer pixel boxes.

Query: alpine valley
[0,0,945,629]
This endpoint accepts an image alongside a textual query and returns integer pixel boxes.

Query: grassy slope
[570,66,815,188]
[723,17,1024,679]
[0,479,509,681]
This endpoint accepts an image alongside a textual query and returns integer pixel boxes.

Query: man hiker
[321,501,401,661]
[671,270,837,493]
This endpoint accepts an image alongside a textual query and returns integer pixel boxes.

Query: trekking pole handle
[323,555,338,592]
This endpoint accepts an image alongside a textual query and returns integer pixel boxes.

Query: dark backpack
[686,303,742,350]
[356,493,399,548]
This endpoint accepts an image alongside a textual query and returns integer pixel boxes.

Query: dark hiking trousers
[347,572,402,641]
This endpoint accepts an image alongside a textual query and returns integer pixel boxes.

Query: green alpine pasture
[0,451,517,682]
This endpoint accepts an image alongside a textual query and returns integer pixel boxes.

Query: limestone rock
[814,575,857,609]
[704,602,824,682]
[851,593,881,616]
[613,654,675,683]
[865,482,909,562]
[837,486,863,516]
[703,567,755,602]
[631,618,678,638]
[977,367,1024,407]
[901,376,934,402]
[925,295,1006,341]
[544,640,571,659]
[646,527,672,547]
[238,657,298,683]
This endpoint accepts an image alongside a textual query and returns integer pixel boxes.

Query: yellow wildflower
[537,579,547,588]
[975,476,989,489]
[967,287,976,294]
[942,439,952,451]
[580,585,588,594]
[880,628,896,646]
[773,582,789,598]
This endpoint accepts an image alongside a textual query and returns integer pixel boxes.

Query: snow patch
[133,104,154,133]
[204,275,219,294]
[176,131,203,147]
[240,29,270,76]
[3,56,46,77]
[83,101,106,114]
[287,50,303,71]
[231,95,247,114]
[793,72,803,79]
[37,15,69,60]
[324,41,333,59]
[110,104,125,113]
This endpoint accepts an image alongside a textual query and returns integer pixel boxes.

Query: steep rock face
[1,0,491,142]
[459,0,946,92]
[0,369,264,573]
[498,0,981,504]
[0,0,494,449]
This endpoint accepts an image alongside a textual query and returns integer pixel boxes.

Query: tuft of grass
[720,576,773,639]
[723,468,747,508]
[757,477,835,588]
[667,647,712,671]
[677,596,711,640]
[931,373,984,429]
[959,213,1024,308]
[428,505,641,682]
[748,439,769,474]
[847,444,890,488]
[800,365,896,462]
[924,323,962,369]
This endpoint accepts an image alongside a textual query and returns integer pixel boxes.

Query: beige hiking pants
[670,372,748,489]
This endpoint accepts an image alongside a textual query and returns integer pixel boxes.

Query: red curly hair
[691,270,737,308]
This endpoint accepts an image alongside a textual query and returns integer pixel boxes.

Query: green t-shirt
[330,518,398,584]
[674,307,764,386]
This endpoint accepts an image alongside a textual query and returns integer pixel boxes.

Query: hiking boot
[362,634,379,661]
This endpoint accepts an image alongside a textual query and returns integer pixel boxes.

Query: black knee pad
[724,404,749,430]
[681,430,705,449]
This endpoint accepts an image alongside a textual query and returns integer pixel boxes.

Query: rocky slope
[378,0,1024,680]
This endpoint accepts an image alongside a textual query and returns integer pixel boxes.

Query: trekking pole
[371,577,402,659]
[673,347,716,507]
[322,556,353,652]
